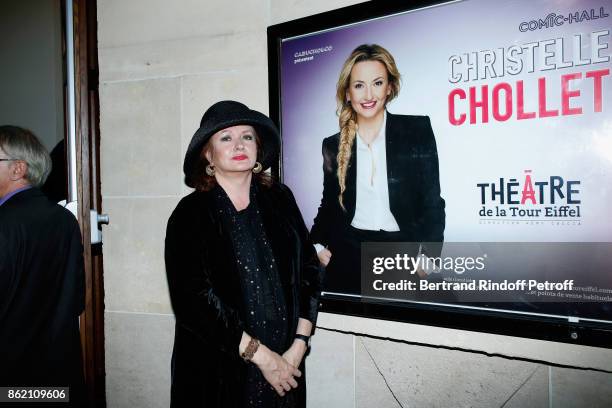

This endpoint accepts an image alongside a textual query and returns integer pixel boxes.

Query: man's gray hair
[0,126,52,187]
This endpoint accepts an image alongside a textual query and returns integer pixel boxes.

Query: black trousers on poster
[323,226,410,295]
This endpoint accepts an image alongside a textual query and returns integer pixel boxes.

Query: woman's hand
[251,344,301,396]
[317,248,332,266]
[282,339,308,369]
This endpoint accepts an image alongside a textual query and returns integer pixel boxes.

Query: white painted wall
[97,1,612,407]
[0,0,64,151]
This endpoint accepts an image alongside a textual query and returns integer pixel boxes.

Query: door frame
[68,0,105,405]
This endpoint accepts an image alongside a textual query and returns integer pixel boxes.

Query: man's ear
[9,161,27,181]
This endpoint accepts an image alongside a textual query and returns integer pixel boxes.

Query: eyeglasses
[0,158,16,162]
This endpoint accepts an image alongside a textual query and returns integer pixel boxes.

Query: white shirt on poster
[350,112,400,232]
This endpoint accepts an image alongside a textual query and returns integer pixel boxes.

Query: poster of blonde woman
[270,0,612,326]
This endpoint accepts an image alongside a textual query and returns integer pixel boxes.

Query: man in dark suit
[0,126,85,404]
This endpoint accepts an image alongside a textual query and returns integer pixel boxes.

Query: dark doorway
[0,0,106,406]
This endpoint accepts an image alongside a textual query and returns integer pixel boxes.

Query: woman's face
[346,60,391,122]
[205,125,258,176]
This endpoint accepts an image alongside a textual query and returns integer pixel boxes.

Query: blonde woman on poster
[310,44,446,294]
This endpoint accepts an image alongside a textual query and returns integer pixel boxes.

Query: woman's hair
[0,125,51,187]
[190,130,272,191]
[335,44,401,209]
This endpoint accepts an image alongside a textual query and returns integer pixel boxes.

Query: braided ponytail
[336,104,357,210]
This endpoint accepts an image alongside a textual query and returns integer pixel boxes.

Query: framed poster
[268,0,612,346]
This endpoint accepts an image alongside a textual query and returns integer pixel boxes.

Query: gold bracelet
[241,337,260,362]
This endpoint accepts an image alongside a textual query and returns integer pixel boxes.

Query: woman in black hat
[165,100,321,408]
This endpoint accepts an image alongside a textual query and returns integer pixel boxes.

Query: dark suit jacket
[0,188,85,401]
[164,181,321,407]
[310,112,445,257]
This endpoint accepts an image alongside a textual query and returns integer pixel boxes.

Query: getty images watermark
[370,252,573,292]
[359,242,612,303]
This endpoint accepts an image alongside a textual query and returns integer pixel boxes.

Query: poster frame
[266,0,612,348]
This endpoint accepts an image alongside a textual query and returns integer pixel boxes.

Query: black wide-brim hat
[183,100,280,184]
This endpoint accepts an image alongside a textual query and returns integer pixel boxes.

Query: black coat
[164,181,321,407]
[311,112,446,256]
[0,188,85,404]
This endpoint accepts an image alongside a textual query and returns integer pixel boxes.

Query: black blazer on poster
[164,182,321,408]
[310,112,446,257]
[0,188,85,404]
